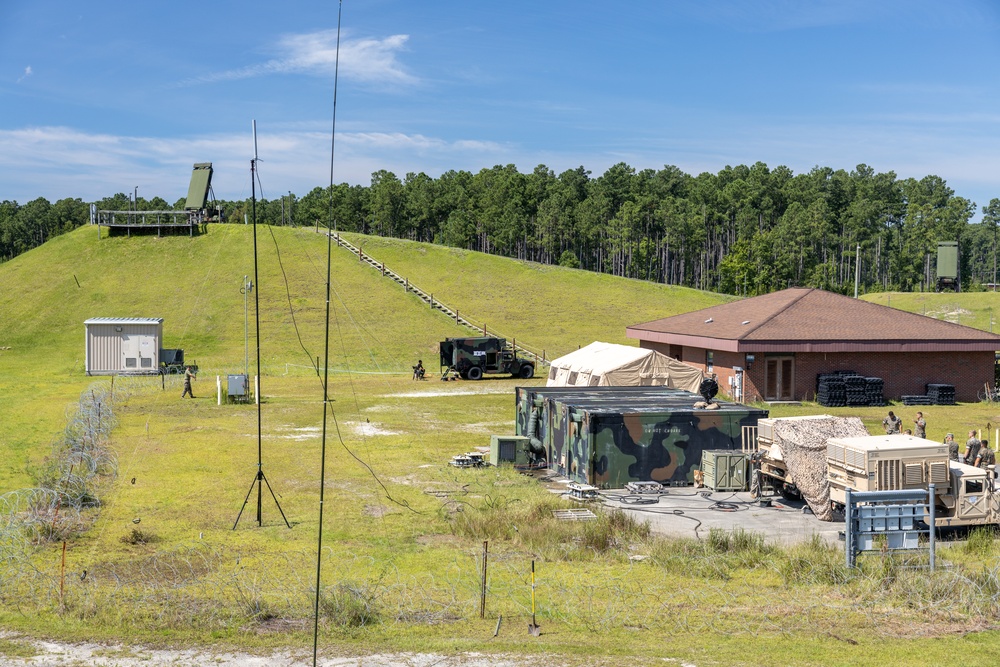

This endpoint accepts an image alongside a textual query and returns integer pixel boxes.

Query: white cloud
[180,31,415,87]
[16,66,32,83]
[0,126,501,202]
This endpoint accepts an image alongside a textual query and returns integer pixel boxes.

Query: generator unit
[490,435,530,466]
[826,434,950,506]
[701,450,749,491]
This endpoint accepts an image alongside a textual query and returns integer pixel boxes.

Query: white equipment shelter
[84,317,163,375]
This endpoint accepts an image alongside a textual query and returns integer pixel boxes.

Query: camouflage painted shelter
[546,341,703,392]
[515,386,767,488]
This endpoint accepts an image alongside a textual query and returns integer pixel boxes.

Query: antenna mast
[233,119,290,530]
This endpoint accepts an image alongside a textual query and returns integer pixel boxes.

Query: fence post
[928,484,936,572]
[480,540,489,619]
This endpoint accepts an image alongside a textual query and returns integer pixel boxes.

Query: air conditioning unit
[490,435,530,466]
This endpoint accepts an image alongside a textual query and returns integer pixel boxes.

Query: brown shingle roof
[626,288,1000,352]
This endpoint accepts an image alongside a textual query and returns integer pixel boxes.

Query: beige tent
[546,341,703,392]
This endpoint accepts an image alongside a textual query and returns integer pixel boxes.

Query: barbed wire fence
[0,378,142,565]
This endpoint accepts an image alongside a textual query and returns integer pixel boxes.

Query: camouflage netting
[771,416,869,521]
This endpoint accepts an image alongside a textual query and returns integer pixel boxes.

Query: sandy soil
[0,634,693,667]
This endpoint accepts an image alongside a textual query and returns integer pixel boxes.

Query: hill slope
[0,224,730,488]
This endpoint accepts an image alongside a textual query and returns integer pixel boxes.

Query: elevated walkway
[329,232,550,368]
[91,209,206,238]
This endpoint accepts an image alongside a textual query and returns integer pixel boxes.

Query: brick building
[626,288,1000,403]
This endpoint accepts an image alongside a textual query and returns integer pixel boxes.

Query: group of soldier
[950,431,997,469]
[883,409,996,470]
[881,410,925,438]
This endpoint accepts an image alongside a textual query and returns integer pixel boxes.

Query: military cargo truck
[440,336,535,380]
[826,434,999,527]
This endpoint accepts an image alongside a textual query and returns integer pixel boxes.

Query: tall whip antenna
[313,1,343,663]
[232,119,291,530]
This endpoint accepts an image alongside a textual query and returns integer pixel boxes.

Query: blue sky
[3,1,1000,219]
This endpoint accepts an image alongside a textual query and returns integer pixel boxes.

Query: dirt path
[0,633,700,666]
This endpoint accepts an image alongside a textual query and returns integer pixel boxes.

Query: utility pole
[854,244,860,298]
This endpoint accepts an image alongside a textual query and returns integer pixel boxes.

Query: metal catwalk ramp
[328,232,549,368]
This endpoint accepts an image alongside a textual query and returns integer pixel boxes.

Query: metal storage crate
[701,450,748,491]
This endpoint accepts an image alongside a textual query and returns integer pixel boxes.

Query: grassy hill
[0,225,728,488]
[1,226,999,665]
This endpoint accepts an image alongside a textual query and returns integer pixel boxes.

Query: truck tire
[467,366,483,381]
[519,364,535,379]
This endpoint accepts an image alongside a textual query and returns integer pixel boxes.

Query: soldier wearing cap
[944,433,959,462]
[914,412,926,439]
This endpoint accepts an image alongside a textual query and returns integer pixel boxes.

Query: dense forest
[4,162,1000,295]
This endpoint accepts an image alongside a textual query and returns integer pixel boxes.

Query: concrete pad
[541,474,844,545]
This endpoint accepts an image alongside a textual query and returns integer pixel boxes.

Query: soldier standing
[914,412,926,439]
[975,440,996,470]
[965,431,981,464]
[882,411,902,434]
[944,433,960,462]
[182,366,196,399]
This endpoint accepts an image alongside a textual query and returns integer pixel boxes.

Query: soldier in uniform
[975,440,996,470]
[914,412,926,439]
[182,366,196,398]
[944,433,960,462]
[882,411,902,434]
[964,431,981,464]
[412,360,425,380]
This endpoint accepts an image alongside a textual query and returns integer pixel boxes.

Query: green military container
[514,386,767,488]
[701,450,748,491]
[490,435,530,466]
[936,241,959,292]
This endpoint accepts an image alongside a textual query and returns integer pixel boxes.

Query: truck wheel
[467,366,483,381]
[519,364,535,379]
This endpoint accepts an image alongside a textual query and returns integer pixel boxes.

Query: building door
[121,334,139,370]
[765,356,795,401]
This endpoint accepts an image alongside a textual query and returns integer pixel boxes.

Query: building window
[705,350,714,372]
[669,344,683,361]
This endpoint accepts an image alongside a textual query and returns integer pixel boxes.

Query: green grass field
[1,225,999,665]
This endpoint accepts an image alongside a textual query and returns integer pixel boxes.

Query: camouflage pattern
[440,336,534,379]
[514,386,767,488]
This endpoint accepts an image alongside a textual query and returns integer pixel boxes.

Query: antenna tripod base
[233,468,291,529]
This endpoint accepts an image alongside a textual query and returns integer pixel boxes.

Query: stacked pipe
[816,372,885,408]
